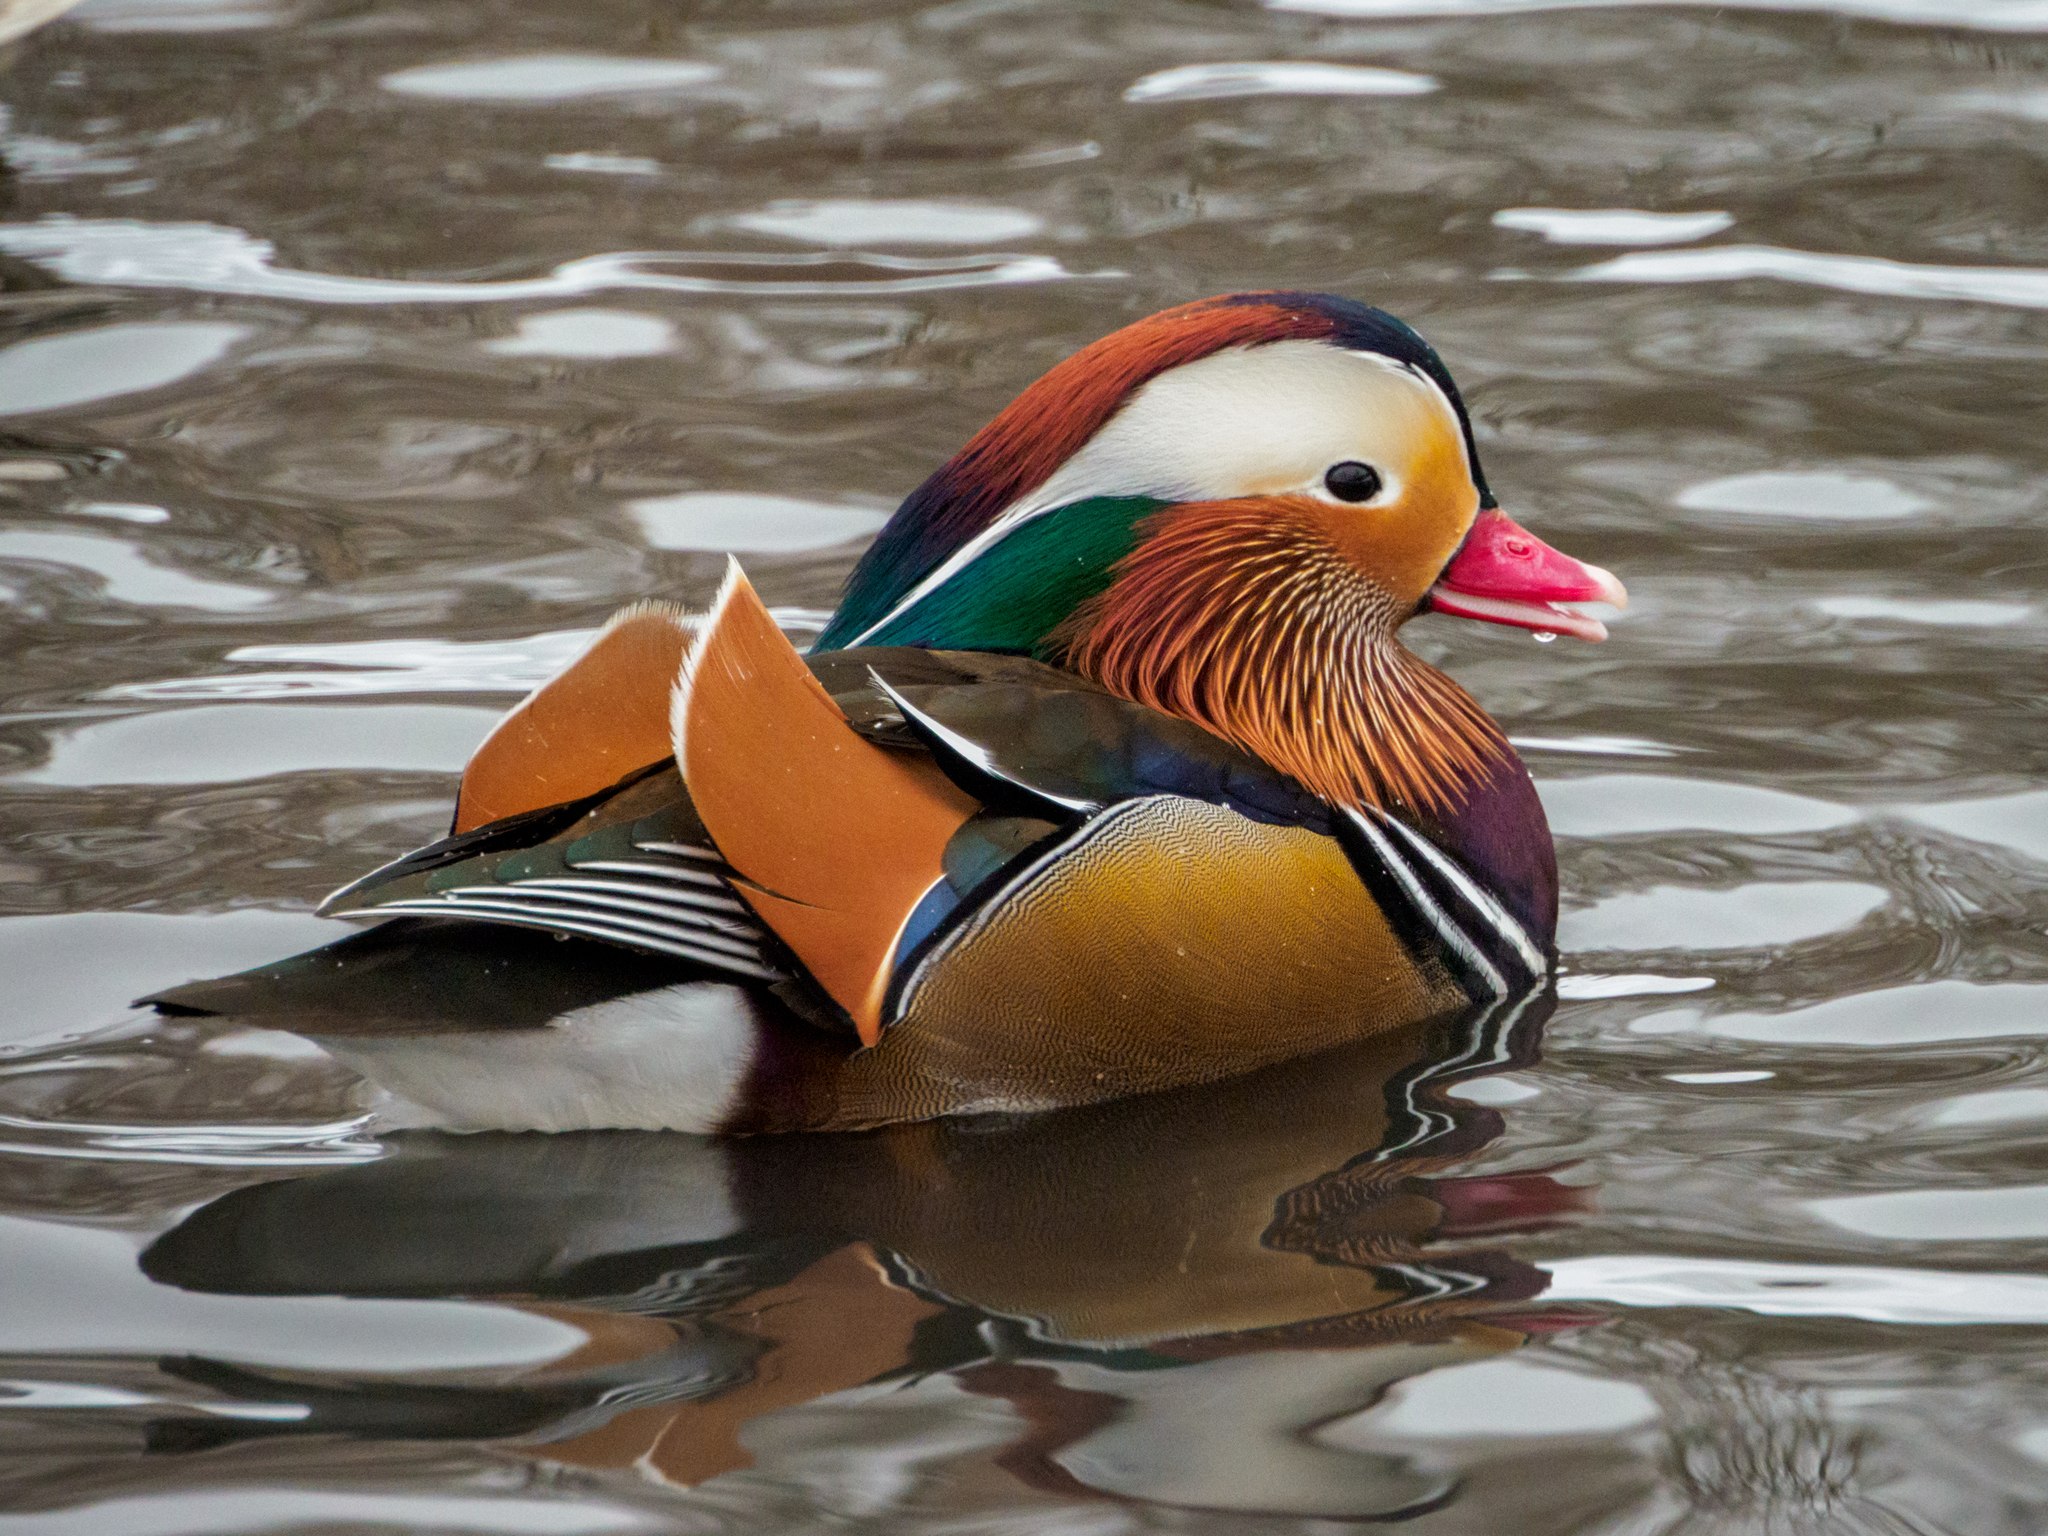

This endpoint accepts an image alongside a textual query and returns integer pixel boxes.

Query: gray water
[1,1,2046,1531]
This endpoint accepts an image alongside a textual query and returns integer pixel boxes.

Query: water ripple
[1270,0,2048,31]
[1548,244,2048,312]
[0,218,1090,305]
[1545,1255,2048,1327]
[105,610,834,702]
[0,321,247,417]
[383,54,722,103]
[0,1110,379,1167]
[1494,207,1733,247]
[1124,61,1438,103]
[712,199,1045,248]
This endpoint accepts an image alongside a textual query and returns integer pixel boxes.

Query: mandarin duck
[148,292,1625,1133]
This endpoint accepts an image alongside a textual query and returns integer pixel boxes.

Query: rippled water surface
[1,0,2045,1531]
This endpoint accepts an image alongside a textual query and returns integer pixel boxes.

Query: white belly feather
[315,982,759,1134]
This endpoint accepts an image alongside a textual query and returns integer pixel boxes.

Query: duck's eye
[1323,461,1383,504]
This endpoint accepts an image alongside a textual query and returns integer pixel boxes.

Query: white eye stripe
[1342,807,1507,999]
[844,341,1463,645]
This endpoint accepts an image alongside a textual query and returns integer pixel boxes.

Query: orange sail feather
[674,561,977,1044]
[453,603,696,834]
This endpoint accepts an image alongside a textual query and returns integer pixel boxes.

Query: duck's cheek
[1320,488,1478,611]
[1327,426,1483,606]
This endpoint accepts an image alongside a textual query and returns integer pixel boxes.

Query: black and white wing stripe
[1339,807,1544,1000]
[322,808,790,984]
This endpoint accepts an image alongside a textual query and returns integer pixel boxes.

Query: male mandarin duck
[148,291,1625,1133]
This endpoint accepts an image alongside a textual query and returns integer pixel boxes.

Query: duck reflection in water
[144,990,1585,1521]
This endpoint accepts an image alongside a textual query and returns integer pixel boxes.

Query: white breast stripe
[1374,813,1547,980]
[1342,808,1505,999]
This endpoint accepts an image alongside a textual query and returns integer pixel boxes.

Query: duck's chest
[827,793,1476,1127]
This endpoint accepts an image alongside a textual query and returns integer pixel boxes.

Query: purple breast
[1426,751,1559,955]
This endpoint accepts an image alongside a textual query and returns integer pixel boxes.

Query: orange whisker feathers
[1060,501,1507,815]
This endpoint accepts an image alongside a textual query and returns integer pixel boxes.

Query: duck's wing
[295,600,781,985]
[816,647,1332,832]
[141,917,717,1034]
[315,760,788,984]
[451,601,697,835]
[670,568,1355,1050]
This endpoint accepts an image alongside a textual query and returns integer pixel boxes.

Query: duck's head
[816,292,1625,813]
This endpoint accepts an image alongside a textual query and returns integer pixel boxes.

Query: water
[0,0,2044,1529]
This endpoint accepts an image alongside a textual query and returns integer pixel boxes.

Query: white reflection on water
[1558,244,2048,311]
[1510,734,1682,759]
[0,529,272,610]
[0,1379,306,1417]
[1634,981,2048,1047]
[1907,790,2048,863]
[544,150,664,176]
[0,1215,584,1367]
[74,0,278,33]
[1556,973,1715,999]
[1124,61,1438,103]
[1815,1183,2048,1241]
[1931,1088,2048,1128]
[0,320,245,416]
[0,910,340,1050]
[1816,595,2034,627]
[71,500,171,524]
[113,630,600,700]
[1494,207,1732,246]
[1043,1348,1460,1516]
[0,1489,664,1536]
[1269,0,2048,30]
[0,218,1083,303]
[1677,470,1932,521]
[12,703,499,785]
[1544,1254,2048,1326]
[1666,1069,1774,1084]
[715,199,1045,248]
[1539,774,1856,837]
[383,54,721,102]
[630,491,889,554]
[106,610,833,701]
[1562,880,1887,953]
[486,308,677,359]
[1444,1074,1540,1105]
[1335,1355,1658,1440]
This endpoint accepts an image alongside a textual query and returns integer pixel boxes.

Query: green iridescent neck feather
[814,497,1167,655]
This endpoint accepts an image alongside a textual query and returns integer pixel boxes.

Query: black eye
[1324,461,1383,503]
